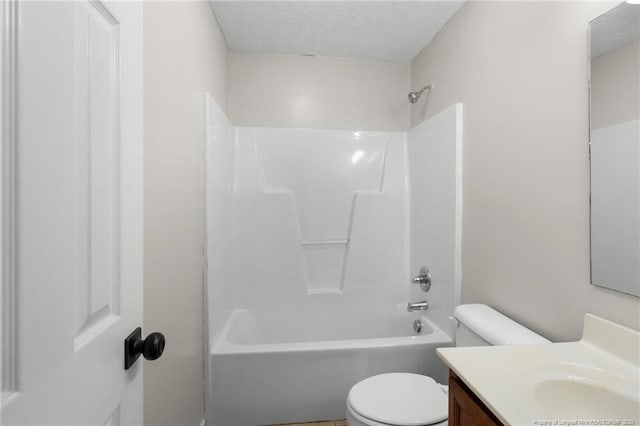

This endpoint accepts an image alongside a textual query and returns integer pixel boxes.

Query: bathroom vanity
[448,371,501,426]
[438,314,640,425]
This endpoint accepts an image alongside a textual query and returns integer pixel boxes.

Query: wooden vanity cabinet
[448,371,503,426]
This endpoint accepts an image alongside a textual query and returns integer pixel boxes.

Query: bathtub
[207,309,453,426]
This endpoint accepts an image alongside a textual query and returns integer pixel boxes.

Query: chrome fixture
[411,266,432,292]
[413,320,423,333]
[407,300,429,312]
[408,84,432,104]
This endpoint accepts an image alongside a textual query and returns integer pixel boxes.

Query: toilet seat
[347,373,448,426]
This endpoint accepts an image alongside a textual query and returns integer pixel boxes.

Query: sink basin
[536,379,638,419]
[528,360,640,419]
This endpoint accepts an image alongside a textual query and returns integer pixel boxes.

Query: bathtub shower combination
[204,95,463,425]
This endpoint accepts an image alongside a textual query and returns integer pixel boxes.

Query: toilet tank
[453,304,550,347]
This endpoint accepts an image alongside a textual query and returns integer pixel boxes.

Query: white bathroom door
[1,1,144,425]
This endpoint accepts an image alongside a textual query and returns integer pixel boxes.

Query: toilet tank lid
[453,304,550,345]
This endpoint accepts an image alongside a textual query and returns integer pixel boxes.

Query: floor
[277,421,347,426]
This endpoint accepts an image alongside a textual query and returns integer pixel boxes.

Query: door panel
[73,0,121,351]
[1,1,143,424]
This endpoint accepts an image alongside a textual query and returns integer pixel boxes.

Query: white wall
[144,3,227,425]
[411,1,639,342]
[228,52,411,131]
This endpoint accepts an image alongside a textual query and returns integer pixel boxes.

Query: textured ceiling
[210,1,465,61]
[591,2,640,58]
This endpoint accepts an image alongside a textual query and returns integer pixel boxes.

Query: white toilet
[346,304,550,426]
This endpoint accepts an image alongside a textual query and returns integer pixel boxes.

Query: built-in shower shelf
[307,288,343,296]
[299,239,349,245]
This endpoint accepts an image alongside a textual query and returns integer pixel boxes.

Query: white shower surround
[204,94,462,425]
[233,125,408,305]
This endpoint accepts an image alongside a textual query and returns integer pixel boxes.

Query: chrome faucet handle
[411,267,432,292]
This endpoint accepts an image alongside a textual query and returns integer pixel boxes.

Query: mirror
[589,2,640,297]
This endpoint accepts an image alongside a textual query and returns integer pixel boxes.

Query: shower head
[408,84,432,104]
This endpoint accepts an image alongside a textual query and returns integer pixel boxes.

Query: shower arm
[414,85,431,96]
[408,83,433,104]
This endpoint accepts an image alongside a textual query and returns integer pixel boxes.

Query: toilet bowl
[345,304,549,426]
[346,373,447,426]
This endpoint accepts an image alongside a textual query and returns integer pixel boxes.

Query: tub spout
[407,300,429,312]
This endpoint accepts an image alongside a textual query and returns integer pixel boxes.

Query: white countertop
[436,314,640,426]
